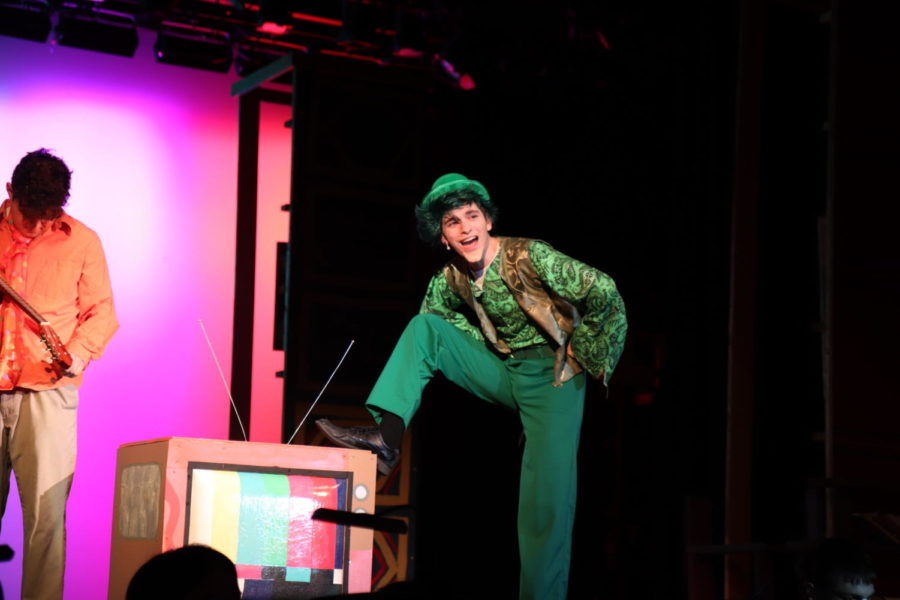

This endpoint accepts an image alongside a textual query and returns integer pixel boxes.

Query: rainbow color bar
[187,468,347,591]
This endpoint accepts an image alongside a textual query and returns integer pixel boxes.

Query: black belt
[508,344,555,360]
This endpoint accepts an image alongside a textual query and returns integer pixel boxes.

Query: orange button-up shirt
[0,200,118,390]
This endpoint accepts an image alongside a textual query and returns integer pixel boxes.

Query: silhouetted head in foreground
[126,544,241,600]
[801,538,877,600]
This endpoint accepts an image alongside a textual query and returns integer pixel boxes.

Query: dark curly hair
[415,189,499,246]
[10,148,71,221]
[798,538,876,596]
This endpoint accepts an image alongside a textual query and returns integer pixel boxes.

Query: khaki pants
[0,386,78,600]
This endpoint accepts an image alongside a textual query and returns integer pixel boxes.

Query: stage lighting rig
[433,54,475,91]
[392,7,424,59]
[55,2,139,57]
[234,36,307,77]
[256,0,290,34]
[336,0,381,51]
[154,22,233,73]
[0,0,51,43]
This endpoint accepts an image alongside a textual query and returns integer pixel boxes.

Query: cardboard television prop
[108,437,377,599]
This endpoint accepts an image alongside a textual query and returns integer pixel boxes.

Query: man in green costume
[317,173,627,599]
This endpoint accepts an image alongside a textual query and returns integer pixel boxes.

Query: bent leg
[511,358,585,600]
[366,313,514,425]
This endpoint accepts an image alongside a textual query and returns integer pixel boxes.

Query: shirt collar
[0,199,72,237]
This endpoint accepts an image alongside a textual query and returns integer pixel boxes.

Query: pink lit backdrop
[0,30,289,598]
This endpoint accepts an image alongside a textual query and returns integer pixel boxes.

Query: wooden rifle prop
[0,274,73,378]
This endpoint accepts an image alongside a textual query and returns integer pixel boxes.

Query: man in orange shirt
[0,148,118,599]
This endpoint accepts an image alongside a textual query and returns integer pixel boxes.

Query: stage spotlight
[257,0,291,34]
[433,54,475,91]
[55,5,139,57]
[154,23,233,73]
[0,0,51,43]
[392,8,424,59]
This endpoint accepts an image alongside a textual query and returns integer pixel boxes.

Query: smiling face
[440,202,496,267]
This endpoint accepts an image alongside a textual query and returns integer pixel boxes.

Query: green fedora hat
[421,173,490,207]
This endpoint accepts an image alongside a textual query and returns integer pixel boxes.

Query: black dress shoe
[316,418,400,476]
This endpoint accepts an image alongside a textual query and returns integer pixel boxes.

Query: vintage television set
[108,437,377,600]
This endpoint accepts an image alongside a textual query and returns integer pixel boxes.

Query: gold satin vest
[442,237,582,386]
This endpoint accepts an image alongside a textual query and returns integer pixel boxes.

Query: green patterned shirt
[420,239,627,379]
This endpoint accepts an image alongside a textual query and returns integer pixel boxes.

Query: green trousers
[367,313,585,600]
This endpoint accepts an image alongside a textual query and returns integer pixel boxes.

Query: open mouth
[460,236,478,247]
